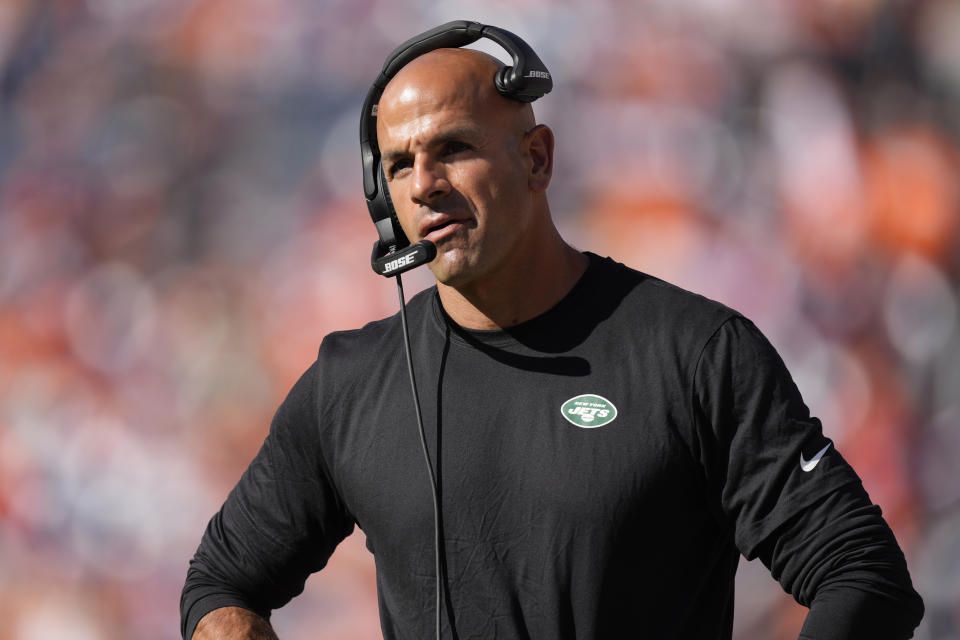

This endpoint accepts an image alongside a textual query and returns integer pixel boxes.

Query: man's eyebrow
[430,126,486,147]
[381,126,486,163]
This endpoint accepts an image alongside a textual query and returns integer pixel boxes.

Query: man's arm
[192,607,279,640]
[754,481,923,639]
[691,316,923,638]
[181,360,355,640]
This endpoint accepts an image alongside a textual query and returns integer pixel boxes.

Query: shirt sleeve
[691,316,923,638]
[179,360,356,640]
[756,483,924,639]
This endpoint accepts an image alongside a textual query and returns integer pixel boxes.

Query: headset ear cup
[494,66,516,94]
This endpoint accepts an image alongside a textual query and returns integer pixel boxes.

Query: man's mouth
[421,217,466,243]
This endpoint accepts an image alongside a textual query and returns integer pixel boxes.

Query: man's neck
[436,237,589,331]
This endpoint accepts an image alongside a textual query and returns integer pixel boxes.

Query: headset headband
[360,20,552,273]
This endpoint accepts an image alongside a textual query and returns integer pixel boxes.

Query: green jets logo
[561,394,618,428]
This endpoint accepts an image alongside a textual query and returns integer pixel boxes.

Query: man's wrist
[192,606,278,640]
[800,585,923,640]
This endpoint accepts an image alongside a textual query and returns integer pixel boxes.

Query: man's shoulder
[315,285,436,363]
[588,252,740,333]
[319,315,398,359]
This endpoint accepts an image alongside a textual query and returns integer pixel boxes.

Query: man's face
[376,60,535,288]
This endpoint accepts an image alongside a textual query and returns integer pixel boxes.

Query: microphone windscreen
[372,240,437,277]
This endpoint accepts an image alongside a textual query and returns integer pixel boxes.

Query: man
[181,41,924,639]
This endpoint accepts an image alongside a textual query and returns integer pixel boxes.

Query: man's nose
[410,157,450,205]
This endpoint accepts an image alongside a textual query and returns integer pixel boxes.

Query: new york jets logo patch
[561,394,618,428]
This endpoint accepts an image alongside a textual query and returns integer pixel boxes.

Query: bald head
[372,45,558,298]
[378,48,535,146]
[368,43,577,326]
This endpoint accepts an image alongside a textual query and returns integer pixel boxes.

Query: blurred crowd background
[1,0,958,638]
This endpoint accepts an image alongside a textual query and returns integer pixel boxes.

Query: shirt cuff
[799,585,923,640]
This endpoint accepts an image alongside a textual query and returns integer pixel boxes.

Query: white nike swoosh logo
[800,443,832,472]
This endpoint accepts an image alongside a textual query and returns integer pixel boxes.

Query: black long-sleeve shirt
[182,253,923,639]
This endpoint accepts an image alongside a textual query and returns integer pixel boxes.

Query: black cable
[396,272,443,640]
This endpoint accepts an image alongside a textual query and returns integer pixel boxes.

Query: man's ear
[525,124,554,192]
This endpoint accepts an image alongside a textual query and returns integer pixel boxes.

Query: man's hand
[192,606,279,640]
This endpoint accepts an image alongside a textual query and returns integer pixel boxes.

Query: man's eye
[388,159,412,177]
[443,141,471,156]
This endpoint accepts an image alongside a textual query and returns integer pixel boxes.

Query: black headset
[360,20,553,277]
